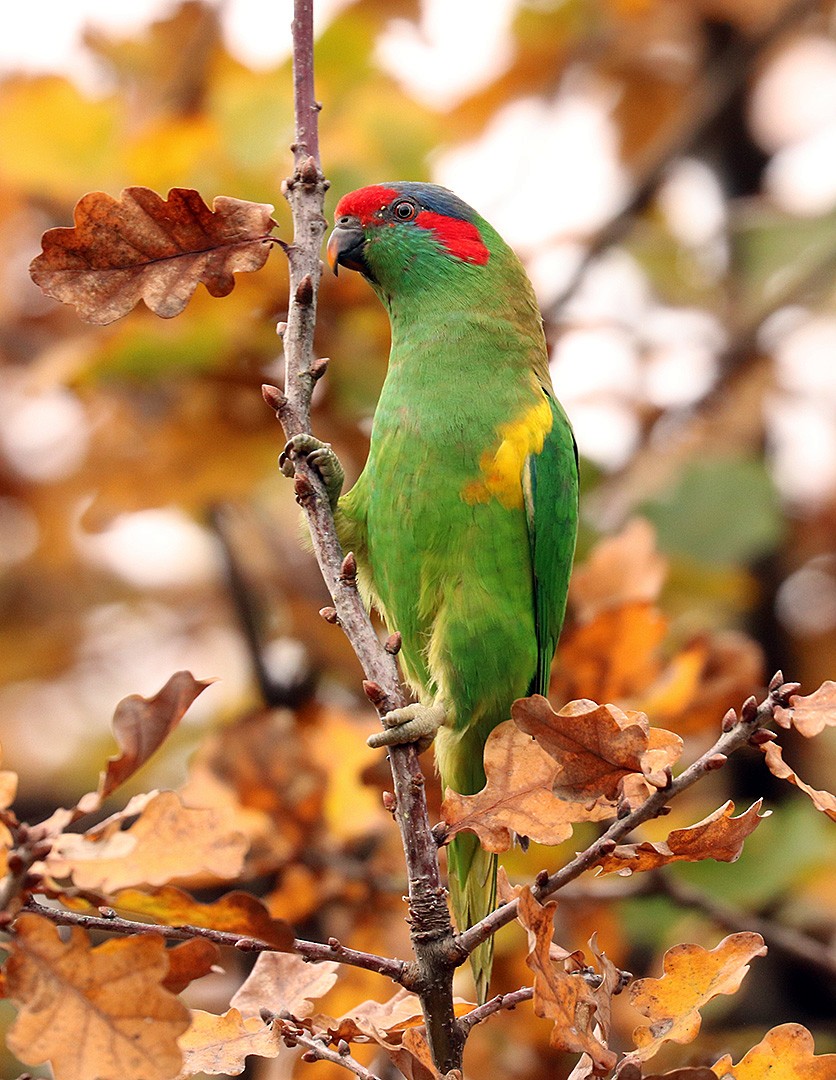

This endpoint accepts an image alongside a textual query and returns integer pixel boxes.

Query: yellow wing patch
[463,394,553,509]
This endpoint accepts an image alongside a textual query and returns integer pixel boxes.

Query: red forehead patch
[335,186,399,227]
[415,211,489,266]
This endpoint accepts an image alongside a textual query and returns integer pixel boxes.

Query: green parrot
[285,183,578,1001]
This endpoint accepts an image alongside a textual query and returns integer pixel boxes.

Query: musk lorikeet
[285,182,579,1000]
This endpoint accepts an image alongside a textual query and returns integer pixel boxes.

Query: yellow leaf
[711,1023,836,1079]
[630,933,767,1061]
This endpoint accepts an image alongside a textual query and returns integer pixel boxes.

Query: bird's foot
[367,702,446,752]
[281,434,345,510]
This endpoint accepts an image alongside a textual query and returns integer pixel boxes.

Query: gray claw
[282,434,345,510]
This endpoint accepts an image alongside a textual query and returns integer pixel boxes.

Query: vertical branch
[269,1,462,1072]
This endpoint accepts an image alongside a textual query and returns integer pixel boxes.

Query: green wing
[523,391,579,696]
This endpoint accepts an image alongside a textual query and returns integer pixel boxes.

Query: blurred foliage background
[1,0,836,1076]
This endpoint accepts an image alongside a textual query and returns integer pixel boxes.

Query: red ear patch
[416,211,489,265]
[335,186,399,226]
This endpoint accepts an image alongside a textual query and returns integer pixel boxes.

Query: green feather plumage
[334,185,579,1001]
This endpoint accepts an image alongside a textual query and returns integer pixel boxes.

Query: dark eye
[393,199,417,221]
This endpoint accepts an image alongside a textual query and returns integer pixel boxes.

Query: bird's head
[327,182,491,295]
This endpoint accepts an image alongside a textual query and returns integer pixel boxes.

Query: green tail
[437,723,499,1003]
[447,829,497,1003]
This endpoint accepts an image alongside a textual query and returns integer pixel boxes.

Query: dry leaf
[325,988,426,1042]
[629,932,767,1061]
[554,602,667,704]
[513,696,683,802]
[595,801,767,875]
[230,951,339,1019]
[518,887,617,1073]
[570,518,668,623]
[323,989,474,1044]
[112,884,294,950]
[48,790,248,891]
[380,1027,444,1080]
[711,1022,836,1079]
[645,1071,719,1079]
[162,937,220,994]
[760,742,836,822]
[6,913,189,1080]
[91,671,214,809]
[775,681,836,738]
[440,719,611,853]
[176,1008,280,1078]
[30,186,277,324]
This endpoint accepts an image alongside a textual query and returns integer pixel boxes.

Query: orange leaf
[760,742,836,822]
[30,187,277,324]
[629,932,767,1061]
[162,937,220,994]
[83,671,214,812]
[230,952,339,1019]
[6,913,189,1080]
[513,696,683,801]
[380,1027,444,1080]
[711,1022,836,1079]
[595,801,767,875]
[554,602,667,704]
[776,680,836,738]
[570,518,668,623]
[518,888,617,1073]
[112,884,294,950]
[440,719,612,852]
[176,1008,280,1078]
[48,790,248,891]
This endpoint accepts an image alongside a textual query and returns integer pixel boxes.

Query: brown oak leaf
[112,884,294,950]
[324,989,474,1044]
[711,1022,836,1079]
[162,937,220,994]
[570,518,668,623]
[176,1008,280,1078]
[519,887,617,1073]
[595,800,767,875]
[513,696,683,802]
[629,932,767,1061]
[47,790,248,891]
[440,720,612,853]
[760,742,836,822]
[775,680,836,738]
[230,951,339,1019]
[78,671,214,814]
[379,1027,444,1080]
[30,187,277,324]
[6,913,190,1080]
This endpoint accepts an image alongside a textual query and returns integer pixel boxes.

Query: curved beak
[327,221,367,276]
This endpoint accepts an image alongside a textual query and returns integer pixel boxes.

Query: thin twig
[656,874,836,981]
[458,986,534,1035]
[267,3,461,1071]
[280,1027,384,1080]
[21,898,410,985]
[452,676,796,963]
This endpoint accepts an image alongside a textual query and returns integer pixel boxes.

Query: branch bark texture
[267,2,461,1071]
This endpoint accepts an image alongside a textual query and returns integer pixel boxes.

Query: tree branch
[276,1024,384,1080]
[21,898,410,985]
[458,986,534,1036]
[451,674,797,963]
[264,2,461,1071]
